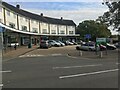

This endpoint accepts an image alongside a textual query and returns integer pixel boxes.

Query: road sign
[85,34,91,39]
[96,38,106,43]
[0,26,5,32]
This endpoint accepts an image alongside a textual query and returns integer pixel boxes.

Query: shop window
[21,26,27,31]
[9,22,15,28]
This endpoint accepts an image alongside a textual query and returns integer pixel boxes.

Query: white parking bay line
[51,54,62,56]
[53,64,102,69]
[59,69,119,79]
[0,70,12,73]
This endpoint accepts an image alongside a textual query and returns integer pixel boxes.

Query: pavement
[2,45,39,61]
[68,49,119,60]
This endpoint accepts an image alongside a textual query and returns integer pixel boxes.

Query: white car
[76,43,99,51]
[7,42,19,47]
[56,40,65,46]
[48,40,61,47]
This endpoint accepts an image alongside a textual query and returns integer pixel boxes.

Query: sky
[2,0,118,34]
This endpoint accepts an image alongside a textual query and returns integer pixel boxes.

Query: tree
[97,1,120,32]
[76,20,111,41]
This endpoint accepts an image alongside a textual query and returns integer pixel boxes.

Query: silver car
[48,40,61,47]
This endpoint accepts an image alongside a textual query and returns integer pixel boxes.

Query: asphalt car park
[2,43,119,88]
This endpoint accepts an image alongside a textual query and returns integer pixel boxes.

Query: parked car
[66,40,74,45]
[114,42,120,48]
[76,43,99,51]
[71,41,78,45]
[7,42,19,47]
[55,40,65,46]
[40,40,51,48]
[99,44,107,51]
[48,40,61,47]
[106,43,116,50]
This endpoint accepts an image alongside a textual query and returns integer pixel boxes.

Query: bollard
[79,50,82,56]
[99,51,103,58]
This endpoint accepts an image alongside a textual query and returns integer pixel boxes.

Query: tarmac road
[2,54,119,88]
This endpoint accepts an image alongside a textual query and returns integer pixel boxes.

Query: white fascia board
[0,23,40,35]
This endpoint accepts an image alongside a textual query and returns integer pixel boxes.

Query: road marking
[0,84,3,87]
[59,69,119,79]
[51,54,62,56]
[19,54,45,57]
[19,54,63,57]
[53,64,102,69]
[0,70,12,73]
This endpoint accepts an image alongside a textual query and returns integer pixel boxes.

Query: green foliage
[98,1,120,31]
[76,20,111,41]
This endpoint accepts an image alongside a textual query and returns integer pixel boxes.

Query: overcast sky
[2,0,117,34]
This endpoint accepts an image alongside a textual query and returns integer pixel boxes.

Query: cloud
[3,0,103,2]
[26,8,108,25]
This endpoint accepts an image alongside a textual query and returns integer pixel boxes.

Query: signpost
[96,38,107,57]
[85,34,91,51]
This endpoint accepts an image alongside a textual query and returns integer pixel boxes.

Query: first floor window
[51,30,56,34]
[60,30,65,34]
[42,29,48,34]
[13,13,16,19]
[7,10,10,16]
[32,28,38,33]
[21,26,27,31]
[69,31,74,34]
[9,22,15,28]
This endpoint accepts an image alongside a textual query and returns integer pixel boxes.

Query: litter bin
[28,43,32,48]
